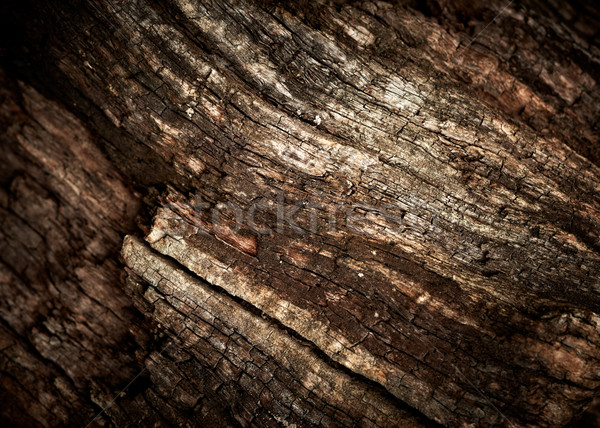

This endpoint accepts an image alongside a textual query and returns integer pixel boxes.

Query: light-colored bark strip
[122,234,425,427]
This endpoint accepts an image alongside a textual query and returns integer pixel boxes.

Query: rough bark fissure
[1,0,599,426]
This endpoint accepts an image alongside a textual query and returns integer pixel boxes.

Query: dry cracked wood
[1,0,600,426]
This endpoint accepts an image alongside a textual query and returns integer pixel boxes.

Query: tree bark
[1,0,600,426]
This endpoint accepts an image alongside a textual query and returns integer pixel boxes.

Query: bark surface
[1,0,600,426]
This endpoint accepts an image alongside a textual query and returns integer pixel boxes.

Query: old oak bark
[1,0,600,426]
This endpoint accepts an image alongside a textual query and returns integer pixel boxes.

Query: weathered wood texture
[1,0,600,426]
